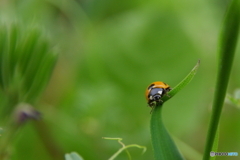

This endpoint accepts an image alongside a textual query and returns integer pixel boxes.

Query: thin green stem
[0,102,20,160]
[103,137,146,160]
[108,144,146,160]
[203,0,240,159]
[34,120,64,160]
[0,124,19,160]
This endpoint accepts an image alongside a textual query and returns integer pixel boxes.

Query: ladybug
[145,81,171,109]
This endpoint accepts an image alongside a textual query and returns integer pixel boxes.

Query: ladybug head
[152,94,161,101]
[149,88,164,99]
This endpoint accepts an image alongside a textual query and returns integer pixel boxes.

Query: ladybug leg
[157,99,164,105]
[166,93,171,98]
[166,88,172,97]
[150,105,155,114]
[148,100,154,107]
[148,101,156,114]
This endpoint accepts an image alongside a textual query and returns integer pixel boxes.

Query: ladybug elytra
[145,81,171,109]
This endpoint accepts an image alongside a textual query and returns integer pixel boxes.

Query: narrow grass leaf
[209,126,219,160]
[8,24,19,80]
[151,106,184,160]
[18,29,40,76]
[0,25,7,89]
[151,60,200,160]
[161,60,200,102]
[24,52,57,102]
[0,23,57,113]
[203,0,240,159]
[23,39,48,95]
[0,26,10,90]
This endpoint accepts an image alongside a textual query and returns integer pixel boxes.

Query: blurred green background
[1,0,240,160]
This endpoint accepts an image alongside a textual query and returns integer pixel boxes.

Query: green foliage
[161,60,200,102]
[0,0,239,160]
[0,24,57,115]
[65,152,84,160]
[203,0,240,159]
[226,89,240,108]
[0,23,57,159]
[151,107,184,160]
[209,127,219,160]
[151,61,199,160]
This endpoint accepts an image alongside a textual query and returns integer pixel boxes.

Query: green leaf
[151,60,200,160]
[161,60,200,102]
[203,0,240,159]
[65,152,84,160]
[151,107,184,160]
[8,24,19,81]
[0,23,57,117]
[0,25,7,90]
[0,24,56,97]
[0,25,9,90]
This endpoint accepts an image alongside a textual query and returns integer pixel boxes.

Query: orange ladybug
[145,81,171,108]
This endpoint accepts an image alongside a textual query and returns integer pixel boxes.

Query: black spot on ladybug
[148,84,155,90]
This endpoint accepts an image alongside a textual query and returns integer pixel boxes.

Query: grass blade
[161,60,200,102]
[151,106,184,160]
[209,126,219,160]
[151,60,200,160]
[202,0,240,159]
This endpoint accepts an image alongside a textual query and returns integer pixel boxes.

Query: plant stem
[202,0,240,159]
[0,124,19,160]
[34,120,64,160]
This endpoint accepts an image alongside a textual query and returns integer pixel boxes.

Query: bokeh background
[1,0,240,160]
